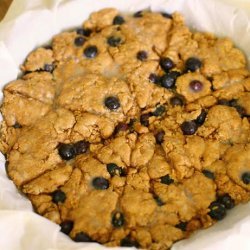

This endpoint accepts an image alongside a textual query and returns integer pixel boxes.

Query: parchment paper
[1,0,250,249]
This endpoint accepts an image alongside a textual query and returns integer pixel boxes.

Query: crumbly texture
[1,8,250,250]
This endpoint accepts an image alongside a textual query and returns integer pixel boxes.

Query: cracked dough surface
[1,8,250,250]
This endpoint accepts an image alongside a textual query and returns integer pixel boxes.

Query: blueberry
[155,130,165,144]
[140,113,151,127]
[160,174,174,185]
[185,57,202,72]
[137,50,148,61]
[149,73,160,84]
[60,220,74,235]
[241,172,250,184]
[160,71,181,89]
[202,169,215,180]
[74,36,85,46]
[76,28,92,37]
[208,201,226,220]
[107,36,122,47]
[58,143,76,160]
[92,177,109,190]
[195,109,207,126]
[120,237,140,247]
[114,123,128,134]
[217,194,235,209]
[44,64,54,73]
[112,212,125,228]
[161,12,173,19]
[160,57,175,72]
[175,221,188,231]
[181,121,198,135]
[113,15,125,25]
[104,96,120,110]
[107,163,123,177]
[152,105,166,117]
[84,45,98,58]
[189,80,203,92]
[52,190,66,204]
[74,140,89,155]
[13,122,22,129]
[134,11,143,18]
[74,232,92,242]
[170,96,184,106]
[153,194,165,206]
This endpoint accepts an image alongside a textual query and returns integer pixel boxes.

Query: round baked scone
[1,8,250,250]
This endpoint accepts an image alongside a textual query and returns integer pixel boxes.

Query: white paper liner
[1,0,250,249]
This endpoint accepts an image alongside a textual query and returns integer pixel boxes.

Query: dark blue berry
[104,96,120,110]
[84,45,98,58]
[113,15,125,25]
[217,194,234,209]
[160,57,174,72]
[44,64,54,73]
[152,105,166,117]
[58,143,76,160]
[185,57,202,72]
[175,221,188,231]
[208,201,226,220]
[242,172,250,184]
[52,190,66,204]
[170,96,184,106]
[74,140,89,155]
[149,73,160,84]
[140,113,151,127]
[137,50,148,61]
[120,237,140,247]
[160,71,180,89]
[112,212,125,228]
[107,36,122,47]
[60,220,74,235]
[74,36,85,46]
[189,80,203,92]
[74,232,92,242]
[202,169,215,180]
[114,123,128,134]
[155,130,165,144]
[161,174,174,185]
[107,163,123,177]
[196,109,207,126]
[92,177,109,190]
[76,28,92,37]
[181,121,198,135]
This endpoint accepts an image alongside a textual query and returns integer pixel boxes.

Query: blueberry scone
[1,8,250,250]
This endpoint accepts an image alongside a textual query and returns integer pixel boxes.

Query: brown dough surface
[1,8,250,250]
